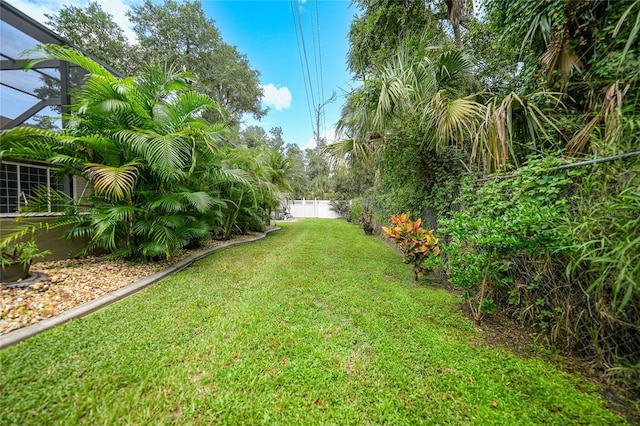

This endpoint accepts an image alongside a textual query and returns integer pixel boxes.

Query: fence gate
[285,199,340,219]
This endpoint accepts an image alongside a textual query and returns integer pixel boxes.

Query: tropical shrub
[212,145,287,239]
[440,154,640,387]
[329,199,351,220]
[383,212,440,281]
[560,155,640,378]
[348,198,364,224]
[0,45,277,260]
[440,156,577,323]
[0,239,50,270]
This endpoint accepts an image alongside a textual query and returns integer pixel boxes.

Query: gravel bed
[0,233,263,336]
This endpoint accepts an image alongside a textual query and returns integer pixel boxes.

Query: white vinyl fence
[285,199,340,219]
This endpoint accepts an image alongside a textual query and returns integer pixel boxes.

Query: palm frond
[69,134,122,166]
[135,63,194,102]
[474,91,565,172]
[181,191,216,213]
[22,44,114,78]
[436,50,473,88]
[613,0,640,68]
[427,90,484,151]
[147,194,184,213]
[0,127,59,162]
[85,161,140,201]
[116,129,191,180]
[540,36,582,85]
[324,139,355,167]
[567,82,629,153]
[89,206,136,252]
[18,185,74,214]
[164,91,226,130]
[208,165,252,187]
[336,87,378,145]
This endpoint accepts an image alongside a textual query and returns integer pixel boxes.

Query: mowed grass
[0,219,625,425]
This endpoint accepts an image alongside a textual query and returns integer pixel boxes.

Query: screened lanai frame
[0,0,120,216]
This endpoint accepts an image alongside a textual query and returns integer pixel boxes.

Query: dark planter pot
[362,223,374,235]
[0,262,30,283]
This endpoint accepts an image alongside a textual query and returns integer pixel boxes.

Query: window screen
[0,162,72,215]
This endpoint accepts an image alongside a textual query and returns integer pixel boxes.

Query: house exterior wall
[0,217,90,262]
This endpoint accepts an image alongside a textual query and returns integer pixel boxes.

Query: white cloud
[305,127,336,151]
[95,0,138,43]
[260,83,292,111]
[6,0,138,43]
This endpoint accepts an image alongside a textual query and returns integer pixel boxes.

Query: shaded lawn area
[0,219,625,424]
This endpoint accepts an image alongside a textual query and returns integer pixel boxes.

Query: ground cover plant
[0,220,626,424]
[383,212,440,281]
[327,0,640,389]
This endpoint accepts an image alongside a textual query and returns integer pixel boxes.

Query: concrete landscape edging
[0,227,280,350]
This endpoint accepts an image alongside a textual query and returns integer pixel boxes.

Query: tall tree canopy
[45,2,133,74]
[127,0,266,124]
[43,0,265,125]
[347,0,444,78]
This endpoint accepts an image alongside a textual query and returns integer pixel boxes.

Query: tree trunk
[453,23,462,50]
[446,0,472,50]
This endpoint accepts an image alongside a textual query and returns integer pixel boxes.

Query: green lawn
[0,219,625,424]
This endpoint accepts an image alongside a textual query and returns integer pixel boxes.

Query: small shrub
[349,198,364,223]
[439,156,576,323]
[0,239,50,269]
[360,205,374,235]
[329,199,351,220]
[383,212,440,281]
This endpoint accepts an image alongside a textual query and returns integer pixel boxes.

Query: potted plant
[0,239,50,283]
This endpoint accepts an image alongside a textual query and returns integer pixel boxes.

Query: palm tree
[330,41,480,165]
[331,39,562,174]
[445,0,474,49]
[211,145,278,238]
[1,45,240,259]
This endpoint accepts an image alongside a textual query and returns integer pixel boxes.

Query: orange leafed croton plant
[382,213,440,281]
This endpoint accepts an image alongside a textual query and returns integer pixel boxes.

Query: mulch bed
[1,233,263,336]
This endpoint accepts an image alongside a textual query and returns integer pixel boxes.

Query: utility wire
[309,1,321,110]
[315,0,327,134]
[307,0,324,143]
[290,0,315,140]
[291,0,333,147]
[315,0,325,103]
[294,0,316,109]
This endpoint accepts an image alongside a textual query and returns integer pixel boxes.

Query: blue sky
[5,0,358,150]
[203,1,356,149]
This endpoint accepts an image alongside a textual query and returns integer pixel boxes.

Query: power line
[309,1,321,109]
[290,0,315,140]
[308,0,330,144]
[294,0,316,109]
[314,0,327,134]
[291,0,334,149]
